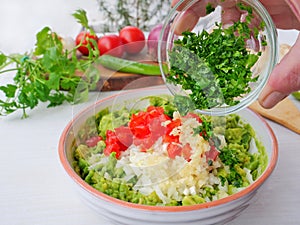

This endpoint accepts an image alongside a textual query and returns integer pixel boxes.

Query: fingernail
[260,91,287,109]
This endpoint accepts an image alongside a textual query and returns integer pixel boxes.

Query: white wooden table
[1,1,300,224]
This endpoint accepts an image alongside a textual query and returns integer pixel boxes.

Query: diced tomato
[149,114,169,138]
[85,136,102,147]
[114,126,133,148]
[104,130,128,158]
[133,134,157,150]
[205,145,220,162]
[104,143,121,159]
[129,106,171,150]
[183,112,202,123]
[182,143,192,161]
[164,118,181,143]
[147,106,165,118]
[129,111,151,139]
[167,143,183,159]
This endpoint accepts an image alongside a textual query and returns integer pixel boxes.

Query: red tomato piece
[104,130,129,158]
[129,111,151,139]
[114,126,133,148]
[146,106,164,118]
[75,31,98,56]
[97,34,124,57]
[164,119,181,143]
[167,143,183,159]
[182,143,192,161]
[133,134,157,150]
[129,106,171,150]
[85,136,102,147]
[104,143,121,159]
[205,145,220,162]
[183,112,202,123]
[119,26,145,54]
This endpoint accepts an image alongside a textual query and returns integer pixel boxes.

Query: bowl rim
[58,86,278,212]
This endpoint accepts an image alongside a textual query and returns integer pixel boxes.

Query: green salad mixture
[73,95,268,206]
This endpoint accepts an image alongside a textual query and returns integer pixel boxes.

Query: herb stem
[0,68,19,74]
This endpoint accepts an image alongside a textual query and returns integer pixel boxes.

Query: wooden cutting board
[87,51,164,91]
[249,98,300,134]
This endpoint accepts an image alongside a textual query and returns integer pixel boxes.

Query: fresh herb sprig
[167,3,266,110]
[0,9,99,118]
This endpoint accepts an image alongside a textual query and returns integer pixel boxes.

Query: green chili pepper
[292,91,300,101]
[97,55,162,76]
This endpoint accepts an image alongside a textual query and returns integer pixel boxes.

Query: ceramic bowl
[58,86,278,225]
[158,0,278,116]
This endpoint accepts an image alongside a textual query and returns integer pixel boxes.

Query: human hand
[171,0,300,108]
[258,34,300,108]
[257,1,300,108]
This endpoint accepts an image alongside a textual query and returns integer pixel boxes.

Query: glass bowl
[158,0,278,116]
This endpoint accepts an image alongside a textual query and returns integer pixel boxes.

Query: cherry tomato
[97,34,124,57]
[119,26,145,54]
[75,31,98,56]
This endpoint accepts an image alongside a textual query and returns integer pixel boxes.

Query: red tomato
[133,134,157,150]
[167,143,182,159]
[114,126,133,148]
[97,34,124,57]
[75,31,98,56]
[104,130,128,158]
[182,144,192,161]
[164,119,181,143]
[205,145,220,162]
[183,113,202,123]
[85,136,102,147]
[129,106,170,150]
[104,143,121,159]
[129,111,151,139]
[119,26,145,54]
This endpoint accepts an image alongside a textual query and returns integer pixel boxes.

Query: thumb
[258,34,300,108]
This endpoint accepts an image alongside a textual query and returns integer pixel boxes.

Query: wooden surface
[249,98,300,134]
[92,53,164,91]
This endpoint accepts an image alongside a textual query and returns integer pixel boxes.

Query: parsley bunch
[167,3,266,110]
[0,10,99,118]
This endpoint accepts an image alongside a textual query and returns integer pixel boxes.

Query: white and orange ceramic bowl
[58,86,278,225]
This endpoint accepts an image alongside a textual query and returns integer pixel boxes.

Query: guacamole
[73,95,268,206]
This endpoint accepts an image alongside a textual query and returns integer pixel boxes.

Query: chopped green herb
[167,3,265,110]
[205,3,215,14]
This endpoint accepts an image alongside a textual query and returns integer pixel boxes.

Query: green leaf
[34,27,52,55]
[0,53,7,67]
[0,84,17,98]
[46,72,61,90]
[72,9,94,34]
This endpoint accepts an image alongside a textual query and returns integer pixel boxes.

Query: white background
[0,1,300,225]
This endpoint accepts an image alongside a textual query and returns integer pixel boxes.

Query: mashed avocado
[73,96,268,206]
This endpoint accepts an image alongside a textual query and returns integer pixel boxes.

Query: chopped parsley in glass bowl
[158,0,278,116]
